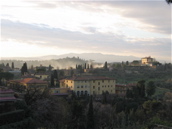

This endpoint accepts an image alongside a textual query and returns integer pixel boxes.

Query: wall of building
[60,79,116,96]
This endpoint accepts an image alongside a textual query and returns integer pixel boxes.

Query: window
[71,81,72,83]
[98,87,100,90]
[102,80,104,83]
[93,86,95,89]
[81,86,83,88]
[85,85,87,88]
[108,85,109,87]
[93,80,95,83]
[98,82,100,85]
[85,81,87,83]
[85,91,88,95]
[102,85,104,88]
[77,86,80,88]
[93,91,95,95]
[81,91,83,96]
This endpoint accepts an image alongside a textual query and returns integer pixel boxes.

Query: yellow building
[60,76,116,96]
[141,56,155,65]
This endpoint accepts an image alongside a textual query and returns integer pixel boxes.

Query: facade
[34,73,49,80]
[8,78,48,91]
[141,56,155,65]
[50,87,71,96]
[115,83,136,96]
[60,76,116,96]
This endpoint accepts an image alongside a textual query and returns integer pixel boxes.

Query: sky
[0,0,171,62]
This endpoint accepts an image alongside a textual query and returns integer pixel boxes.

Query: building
[0,87,16,113]
[8,78,48,91]
[115,83,136,96]
[60,76,116,96]
[50,87,71,97]
[34,73,50,80]
[141,56,155,65]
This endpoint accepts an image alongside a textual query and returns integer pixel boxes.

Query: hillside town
[0,56,172,129]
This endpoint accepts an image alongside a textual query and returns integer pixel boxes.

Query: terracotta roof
[9,78,48,84]
[61,76,115,81]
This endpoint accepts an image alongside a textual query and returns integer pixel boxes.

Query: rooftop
[9,78,48,84]
[61,76,115,81]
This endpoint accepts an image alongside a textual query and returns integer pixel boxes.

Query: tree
[166,0,172,4]
[0,72,14,85]
[50,74,54,86]
[6,63,9,67]
[11,62,14,69]
[87,64,90,69]
[87,96,94,129]
[137,80,146,98]
[21,62,28,75]
[104,61,108,69]
[146,81,156,97]
[84,63,87,69]
[126,61,129,66]
[53,70,58,79]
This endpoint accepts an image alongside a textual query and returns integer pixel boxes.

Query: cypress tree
[103,61,108,69]
[50,74,54,86]
[87,95,94,129]
[11,62,14,69]
[21,62,28,75]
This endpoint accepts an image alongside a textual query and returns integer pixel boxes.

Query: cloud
[1,19,171,62]
[33,1,171,35]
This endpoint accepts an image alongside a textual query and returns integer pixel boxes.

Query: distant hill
[0,53,141,63]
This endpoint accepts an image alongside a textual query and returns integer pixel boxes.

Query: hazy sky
[0,0,171,62]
